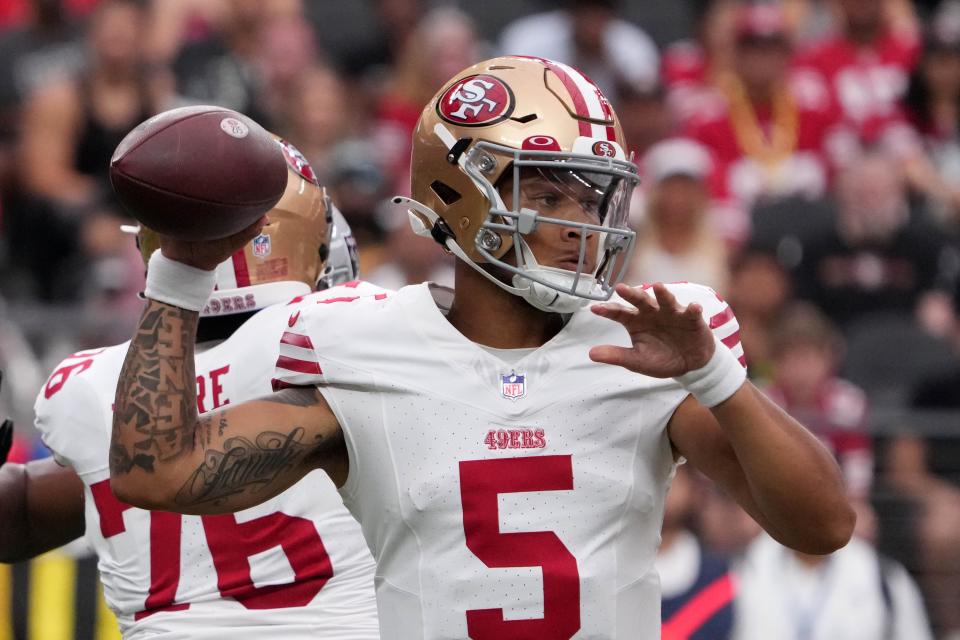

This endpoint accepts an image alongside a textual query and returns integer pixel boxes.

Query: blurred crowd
[1,0,960,638]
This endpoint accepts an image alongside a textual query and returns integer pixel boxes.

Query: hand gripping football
[110,105,287,241]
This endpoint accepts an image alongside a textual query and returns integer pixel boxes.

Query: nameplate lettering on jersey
[204,294,257,316]
[484,428,546,450]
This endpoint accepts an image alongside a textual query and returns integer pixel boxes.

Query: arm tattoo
[174,426,323,507]
[112,302,199,475]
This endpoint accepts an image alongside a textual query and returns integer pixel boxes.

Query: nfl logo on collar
[253,234,271,258]
[500,371,526,400]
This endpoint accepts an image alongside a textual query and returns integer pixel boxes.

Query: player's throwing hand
[589,283,717,378]
[158,215,268,271]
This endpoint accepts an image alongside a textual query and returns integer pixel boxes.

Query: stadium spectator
[663,0,739,124]
[657,464,736,640]
[903,2,960,225]
[627,138,729,294]
[617,80,674,160]
[372,7,482,197]
[253,13,321,131]
[726,245,794,382]
[340,0,426,78]
[168,0,305,130]
[19,0,159,209]
[886,292,960,637]
[796,0,921,138]
[0,0,86,217]
[791,149,957,331]
[12,0,161,300]
[686,3,854,245]
[765,302,875,537]
[274,64,350,180]
[733,533,933,640]
[499,0,659,103]
[325,138,392,276]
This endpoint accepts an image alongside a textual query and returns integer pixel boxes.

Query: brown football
[110,105,287,241]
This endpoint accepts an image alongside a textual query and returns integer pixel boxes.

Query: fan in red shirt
[795,0,921,138]
[684,4,855,245]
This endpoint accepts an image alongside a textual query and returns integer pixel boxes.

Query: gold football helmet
[138,136,358,316]
[395,55,639,312]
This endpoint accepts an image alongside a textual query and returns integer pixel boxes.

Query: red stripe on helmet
[541,60,592,137]
[232,251,250,287]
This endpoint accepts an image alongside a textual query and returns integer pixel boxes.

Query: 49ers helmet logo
[437,74,515,127]
[276,138,318,185]
[592,140,616,158]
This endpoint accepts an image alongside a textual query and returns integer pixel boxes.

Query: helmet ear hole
[430,180,462,206]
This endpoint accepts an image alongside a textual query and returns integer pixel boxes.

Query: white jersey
[275,282,744,640]
[34,282,387,640]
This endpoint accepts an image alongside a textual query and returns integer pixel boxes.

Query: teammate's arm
[0,457,85,562]
[109,297,344,515]
[0,376,85,560]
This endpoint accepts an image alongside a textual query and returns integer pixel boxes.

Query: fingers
[590,301,637,325]
[615,283,705,325]
[588,345,641,370]
[651,283,680,311]
[223,215,269,255]
[614,283,658,311]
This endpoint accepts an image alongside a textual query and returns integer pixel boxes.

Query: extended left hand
[589,283,716,378]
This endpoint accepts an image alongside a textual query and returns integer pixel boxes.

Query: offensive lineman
[2,139,383,639]
[109,57,855,639]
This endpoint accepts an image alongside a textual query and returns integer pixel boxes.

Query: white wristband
[675,339,747,408]
[144,250,216,312]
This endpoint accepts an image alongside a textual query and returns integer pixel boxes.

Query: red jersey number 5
[459,455,580,639]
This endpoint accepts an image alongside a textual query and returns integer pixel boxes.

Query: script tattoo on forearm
[175,427,321,506]
[112,301,199,475]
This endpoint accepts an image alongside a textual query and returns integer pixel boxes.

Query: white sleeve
[663,282,746,368]
[272,283,392,388]
[34,365,110,477]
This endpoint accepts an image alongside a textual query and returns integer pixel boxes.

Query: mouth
[553,256,592,272]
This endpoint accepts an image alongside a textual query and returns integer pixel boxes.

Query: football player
[110,57,855,639]
[1,138,382,639]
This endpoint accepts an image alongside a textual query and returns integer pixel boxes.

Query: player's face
[498,168,604,272]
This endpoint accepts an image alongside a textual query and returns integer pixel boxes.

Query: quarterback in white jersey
[111,57,855,640]
[274,281,740,637]
[19,138,382,639]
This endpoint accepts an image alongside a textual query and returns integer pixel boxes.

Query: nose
[565,223,596,242]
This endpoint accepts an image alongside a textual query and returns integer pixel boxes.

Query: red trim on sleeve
[280,332,315,350]
[708,307,735,329]
[276,356,322,375]
[721,330,741,349]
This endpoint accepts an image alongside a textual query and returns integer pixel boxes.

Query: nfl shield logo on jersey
[500,371,525,400]
[252,234,271,257]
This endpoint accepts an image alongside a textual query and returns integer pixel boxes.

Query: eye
[531,192,561,209]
